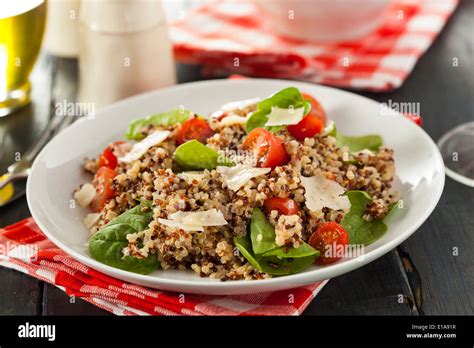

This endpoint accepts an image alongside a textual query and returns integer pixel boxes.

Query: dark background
[0,0,472,315]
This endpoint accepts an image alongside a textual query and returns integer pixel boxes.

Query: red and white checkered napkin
[171,0,458,91]
[0,218,327,316]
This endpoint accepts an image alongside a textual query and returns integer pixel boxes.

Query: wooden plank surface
[304,250,418,315]
[358,0,474,315]
[402,179,474,315]
[0,54,55,315]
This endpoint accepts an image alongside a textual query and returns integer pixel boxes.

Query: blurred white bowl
[253,0,393,42]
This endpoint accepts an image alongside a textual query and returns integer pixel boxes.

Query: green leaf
[106,201,152,231]
[126,108,193,140]
[335,130,383,153]
[326,123,383,153]
[234,236,318,276]
[387,201,399,217]
[235,207,319,276]
[250,208,278,254]
[88,202,159,274]
[249,207,319,258]
[261,242,319,259]
[173,140,234,171]
[341,191,398,246]
[322,121,337,137]
[245,87,311,133]
[343,158,359,165]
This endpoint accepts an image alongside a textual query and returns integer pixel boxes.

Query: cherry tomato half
[242,128,289,169]
[287,93,326,141]
[301,92,327,125]
[176,117,214,145]
[264,197,300,216]
[98,147,116,169]
[308,222,349,265]
[90,167,116,212]
[287,114,324,141]
[97,141,125,170]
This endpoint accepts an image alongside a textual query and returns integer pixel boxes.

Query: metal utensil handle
[0,172,29,190]
[23,113,67,162]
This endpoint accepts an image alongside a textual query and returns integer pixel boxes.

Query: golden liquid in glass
[0,0,46,116]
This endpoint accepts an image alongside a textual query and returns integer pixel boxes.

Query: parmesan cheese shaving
[356,149,375,156]
[300,174,351,211]
[219,115,249,126]
[217,164,270,191]
[264,106,305,127]
[169,209,227,226]
[177,171,206,181]
[74,183,96,208]
[83,212,101,229]
[221,98,260,112]
[159,209,227,231]
[119,130,170,163]
[322,120,335,136]
[158,218,204,232]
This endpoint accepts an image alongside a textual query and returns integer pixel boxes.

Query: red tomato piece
[264,197,300,216]
[301,92,327,125]
[90,167,116,212]
[211,110,228,121]
[242,128,289,169]
[308,222,349,265]
[287,92,326,141]
[287,114,324,141]
[111,141,129,158]
[97,141,126,169]
[176,117,214,145]
[98,147,116,169]
[404,113,423,127]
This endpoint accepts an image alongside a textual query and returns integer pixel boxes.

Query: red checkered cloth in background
[0,218,328,316]
[171,0,458,91]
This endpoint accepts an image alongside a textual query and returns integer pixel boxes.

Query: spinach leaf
[326,123,383,153]
[106,201,152,231]
[250,207,278,254]
[246,87,311,133]
[261,242,319,258]
[126,108,192,140]
[234,236,318,276]
[335,133,383,153]
[173,139,233,171]
[323,121,337,137]
[386,201,399,217]
[249,207,318,258]
[88,203,159,274]
[341,191,398,246]
[235,208,319,275]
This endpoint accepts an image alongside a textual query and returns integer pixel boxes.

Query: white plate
[27,79,445,295]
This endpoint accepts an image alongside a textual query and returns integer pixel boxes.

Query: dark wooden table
[0,1,472,316]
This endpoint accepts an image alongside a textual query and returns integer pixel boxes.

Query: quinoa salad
[74,87,400,281]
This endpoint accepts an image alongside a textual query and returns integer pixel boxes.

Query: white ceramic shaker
[78,0,176,109]
[43,0,81,57]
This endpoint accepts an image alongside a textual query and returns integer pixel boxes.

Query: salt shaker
[43,0,81,57]
[78,0,176,109]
